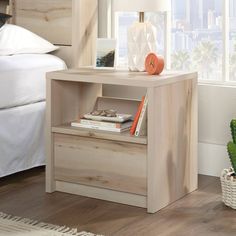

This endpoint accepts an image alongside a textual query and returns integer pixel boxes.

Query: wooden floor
[0,167,235,236]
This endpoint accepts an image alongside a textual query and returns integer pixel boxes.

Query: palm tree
[192,40,218,80]
[171,51,191,70]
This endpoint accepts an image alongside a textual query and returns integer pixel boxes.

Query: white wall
[198,84,236,176]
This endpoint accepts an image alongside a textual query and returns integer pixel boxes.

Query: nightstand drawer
[54,133,147,196]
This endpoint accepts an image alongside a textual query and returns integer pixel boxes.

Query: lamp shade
[113,0,171,12]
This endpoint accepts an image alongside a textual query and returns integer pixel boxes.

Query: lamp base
[127,22,157,71]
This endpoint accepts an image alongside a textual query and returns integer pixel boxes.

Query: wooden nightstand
[46,68,198,213]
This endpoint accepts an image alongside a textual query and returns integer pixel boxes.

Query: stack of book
[71,113,133,133]
[71,95,148,136]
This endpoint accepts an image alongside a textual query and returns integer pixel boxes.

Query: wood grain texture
[189,77,198,193]
[10,0,98,68]
[72,0,98,67]
[46,78,55,193]
[46,80,102,192]
[78,83,102,117]
[0,0,8,13]
[1,169,235,236]
[96,96,141,119]
[147,79,198,213]
[12,0,72,45]
[47,70,198,213]
[54,134,147,195]
[50,80,102,127]
[52,124,147,145]
[56,181,147,208]
[47,69,198,88]
[51,80,80,127]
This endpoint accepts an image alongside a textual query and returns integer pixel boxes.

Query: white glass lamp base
[127,22,157,71]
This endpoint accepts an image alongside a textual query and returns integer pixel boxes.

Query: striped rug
[0,212,101,236]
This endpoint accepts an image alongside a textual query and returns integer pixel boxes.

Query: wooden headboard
[9,0,98,68]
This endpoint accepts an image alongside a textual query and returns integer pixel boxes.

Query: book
[135,95,148,136]
[130,96,145,135]
[79,118,132,129]
[71,120,133,133]
[83,113,132,123]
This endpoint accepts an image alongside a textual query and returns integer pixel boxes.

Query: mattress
[0,102,46,177]
[0,54,66,109]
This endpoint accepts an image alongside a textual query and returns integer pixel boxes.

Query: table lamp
[113,0,170,71]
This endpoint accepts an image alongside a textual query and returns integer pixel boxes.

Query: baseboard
[56,181,147,208]
[198,142,230,177]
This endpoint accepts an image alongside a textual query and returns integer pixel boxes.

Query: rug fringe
[0,212,101,236]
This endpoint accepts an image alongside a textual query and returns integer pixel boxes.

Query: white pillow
[0,24,58,56]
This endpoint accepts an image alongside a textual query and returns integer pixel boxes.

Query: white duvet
[0,54,66,109]
[0,102,46,177]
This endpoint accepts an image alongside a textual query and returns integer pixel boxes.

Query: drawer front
[54,134,147,195]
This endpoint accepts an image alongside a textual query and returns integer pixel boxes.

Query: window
[230,0,236,81]
[113,0,236,82]
[116,12,138,67]
[171,0,222,81]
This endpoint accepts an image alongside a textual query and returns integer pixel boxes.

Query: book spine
[130,96,145,135]
[71,122,122,132]
[135,95,148,136]
[80,119,120,128]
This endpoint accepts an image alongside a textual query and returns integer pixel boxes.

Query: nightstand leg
[46,79,56,193]
[147,79,198,213]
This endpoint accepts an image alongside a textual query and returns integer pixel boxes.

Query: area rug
[0,212,101,236]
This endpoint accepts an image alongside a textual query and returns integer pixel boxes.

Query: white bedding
[0,102,45,177]
[0,54,66,109]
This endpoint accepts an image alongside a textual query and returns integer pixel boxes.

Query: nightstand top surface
[47,68,197,88]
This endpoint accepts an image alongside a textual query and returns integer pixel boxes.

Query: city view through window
[172,0,222,81]
[116,0,236,81]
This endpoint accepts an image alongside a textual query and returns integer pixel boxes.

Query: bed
[0,0,97,177]
[0,54,66,109]
[0,54,66,177]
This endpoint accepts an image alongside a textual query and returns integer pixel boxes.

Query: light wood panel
[47,69,198,88]
[52,124,147,145]
[0,0,8,13]
[96,96,141,118]
[11,0,72,45]
[54,134,147,195]
[72,0,98,67]
[10,0,98,68]
[147,79,198,213]
[46,79,102,192]
[46,78,55,193]
[49,80,102,127]
[56,181,147,208]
